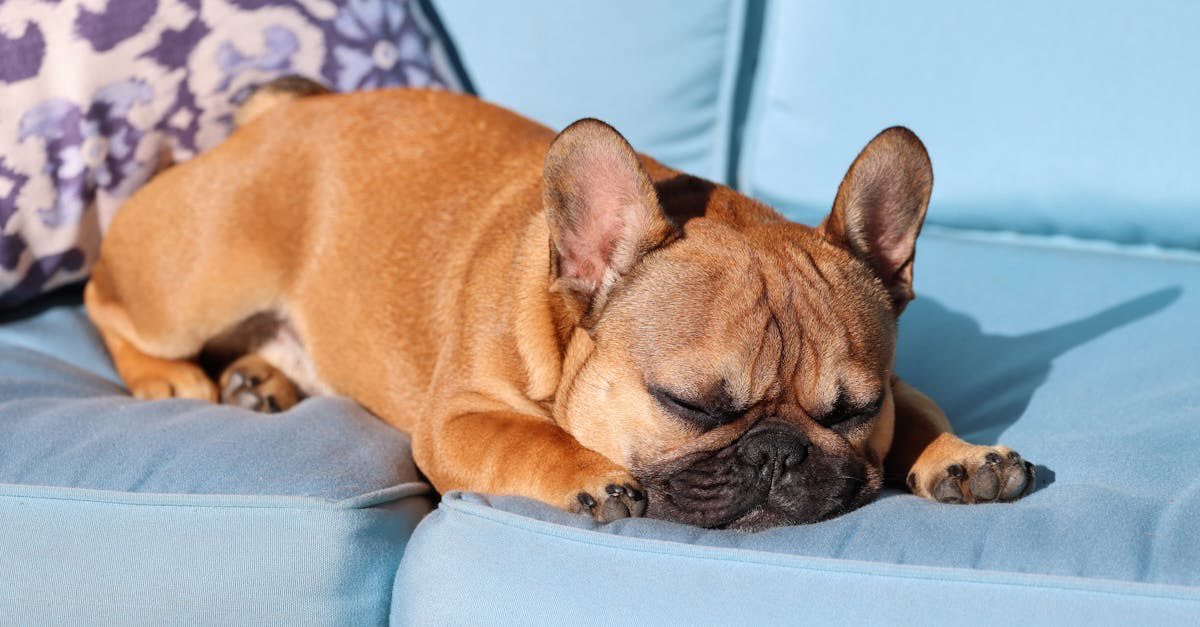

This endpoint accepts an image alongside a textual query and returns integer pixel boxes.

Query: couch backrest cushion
[740,1,1200,250]
[431,0,751,184]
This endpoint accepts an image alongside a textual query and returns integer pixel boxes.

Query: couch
[3,1,1198,624]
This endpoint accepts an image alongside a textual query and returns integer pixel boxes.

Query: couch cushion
[430,0,752,183]
[0,297,432,624]
[739,1,1200,250]
[395,233,1200,624]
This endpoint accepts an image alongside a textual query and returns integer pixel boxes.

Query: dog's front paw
[908,443,1034,504]
[569,473,648,523]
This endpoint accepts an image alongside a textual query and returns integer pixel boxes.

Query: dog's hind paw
[128,361,217,402]
[219,354,299,413]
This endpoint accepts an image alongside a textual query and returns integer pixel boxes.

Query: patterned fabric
[0,0,458,307]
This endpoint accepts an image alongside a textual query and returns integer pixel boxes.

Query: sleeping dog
[86,80,1033,529]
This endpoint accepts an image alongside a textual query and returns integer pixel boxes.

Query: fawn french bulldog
[86,81,1033,529]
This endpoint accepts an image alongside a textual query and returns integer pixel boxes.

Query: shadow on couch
[895,286,1182,447]
[0,282,84,324]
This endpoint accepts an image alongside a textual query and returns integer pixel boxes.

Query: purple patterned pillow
[0,0,461,307]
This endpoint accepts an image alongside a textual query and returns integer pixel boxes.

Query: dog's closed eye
[817,391,883,429]
[649,386,741,431]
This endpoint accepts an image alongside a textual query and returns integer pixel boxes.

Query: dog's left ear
[820,126,933,313]
[543,118,673,319]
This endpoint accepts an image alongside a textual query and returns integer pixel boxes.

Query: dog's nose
[738,420,808,480]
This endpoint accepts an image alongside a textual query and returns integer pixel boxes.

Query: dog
[85,80,1034,529]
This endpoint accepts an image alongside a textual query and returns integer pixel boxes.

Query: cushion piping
[922,226,1200,264]
[0,480,431,510]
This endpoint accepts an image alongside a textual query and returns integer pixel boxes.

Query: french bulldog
[85,80,1034,529]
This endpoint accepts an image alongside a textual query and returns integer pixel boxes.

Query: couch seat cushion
[395,232,1200,625]
[0,297,431,624]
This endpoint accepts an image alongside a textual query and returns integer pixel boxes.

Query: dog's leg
[85,281,218,401]
[414,409,647,522]
[887,377,1034,503]
[86,260,282,404]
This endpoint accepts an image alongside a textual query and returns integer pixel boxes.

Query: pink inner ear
[558,155,644,290]
[862,203,916,273]
[850,167,921,277]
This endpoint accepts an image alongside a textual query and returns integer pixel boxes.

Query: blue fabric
[429,0,750,183]
[396,233,1200,625]
[0,300,432,623]
[0,304,425,500]
[5,490,430,625]
[739,1,1200,250]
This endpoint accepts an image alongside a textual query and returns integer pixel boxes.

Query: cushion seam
[0,481,431,510]
[708,0,748,184]
[923,226,1200,264]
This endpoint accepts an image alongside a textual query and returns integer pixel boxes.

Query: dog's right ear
[543,119,673,318]
[819,126,933,313]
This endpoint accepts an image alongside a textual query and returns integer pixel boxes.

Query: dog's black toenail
[605,484,624,497]
[947,464,965,478]
[906,473,917,491]
[577,492,596,509]
[985,452,1002,465]
[1008,451,1021,463]
[626,485,645,501]
[266,396,281,413]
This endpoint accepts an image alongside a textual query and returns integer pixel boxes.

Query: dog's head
[544,120,932,529]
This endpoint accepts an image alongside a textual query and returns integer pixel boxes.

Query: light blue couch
[3,1,1198,624]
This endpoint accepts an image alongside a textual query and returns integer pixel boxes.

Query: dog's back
[92,89,562,426]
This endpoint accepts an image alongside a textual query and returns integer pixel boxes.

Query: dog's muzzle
[638,419,880,530]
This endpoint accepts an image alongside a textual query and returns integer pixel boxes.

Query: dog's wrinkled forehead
[597,219,896,412]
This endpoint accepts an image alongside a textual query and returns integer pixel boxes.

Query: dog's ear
[543,118,673,317]
[820,126,933,313]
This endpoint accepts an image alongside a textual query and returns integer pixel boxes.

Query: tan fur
[86,89,1031,521]
[234,76,331,127]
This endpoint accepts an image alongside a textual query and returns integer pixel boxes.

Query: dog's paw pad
[218,356,298,414]
[998,452,1035,501]
[913,446,1034,504]
[932,464,967,503]
[574,483,647,522]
